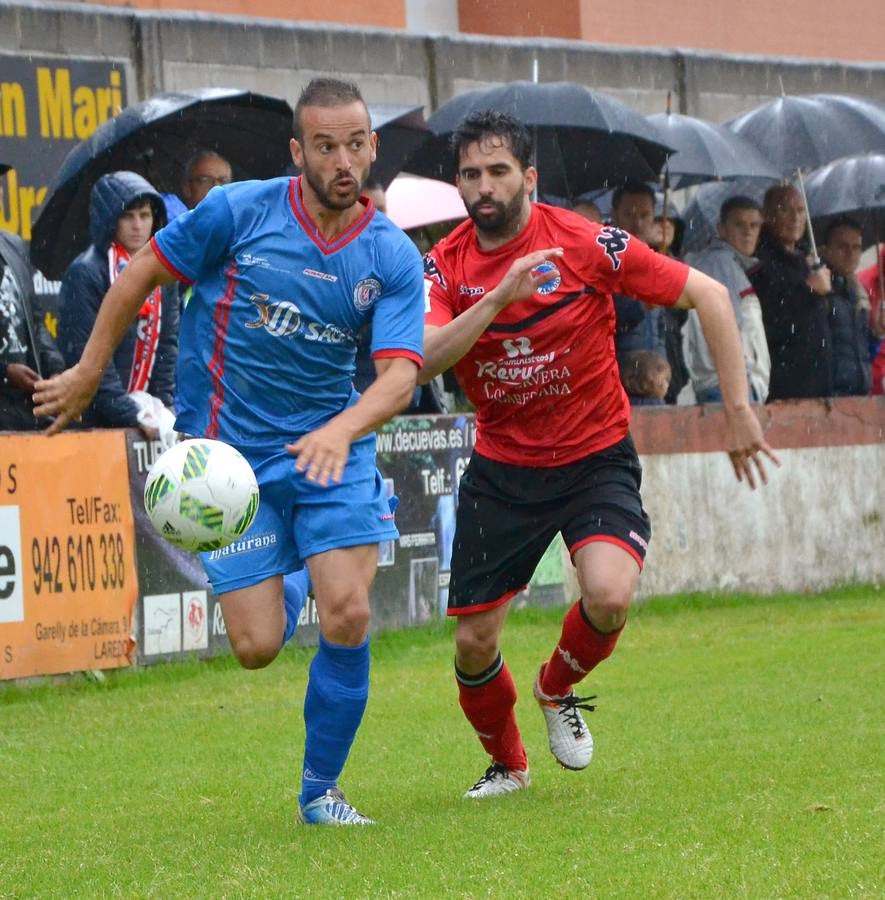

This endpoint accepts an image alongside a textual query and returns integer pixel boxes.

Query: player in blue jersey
[34,78,425,827]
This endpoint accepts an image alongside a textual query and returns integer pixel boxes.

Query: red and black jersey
[424,203,689,467]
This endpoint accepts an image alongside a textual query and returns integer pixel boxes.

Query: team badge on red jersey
[532,260,561,295]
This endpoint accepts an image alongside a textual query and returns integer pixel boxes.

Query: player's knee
[230,632,280,670]
[582,584,633,632]
[455,618,500,670]
[318,589,371,645]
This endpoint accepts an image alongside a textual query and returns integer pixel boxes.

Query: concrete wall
[559,397,885,602]
[1,0,883,122]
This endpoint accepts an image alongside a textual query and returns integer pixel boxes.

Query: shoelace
[469,763,510,792]
[324,789,370,823]
[556,694,598,738]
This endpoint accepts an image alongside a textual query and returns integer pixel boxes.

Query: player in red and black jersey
[419,110,780,798]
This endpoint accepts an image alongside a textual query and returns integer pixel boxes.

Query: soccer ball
[144,439,260,553]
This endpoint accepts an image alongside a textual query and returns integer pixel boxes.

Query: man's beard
[303,166,366,211]
[467,186,525,235]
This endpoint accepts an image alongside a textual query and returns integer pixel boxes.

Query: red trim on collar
[288,176,375,256]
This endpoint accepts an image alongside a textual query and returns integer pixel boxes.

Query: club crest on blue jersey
[353,277,382,311]
[533,261,561,295]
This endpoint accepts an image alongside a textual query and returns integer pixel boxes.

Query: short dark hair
[719,195,761,224]
[293,78,368,141]
[451,110,532,171]
[822,215,863,244]
[611,180,655,211]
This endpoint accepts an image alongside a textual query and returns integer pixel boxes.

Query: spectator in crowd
[858,245,885,395]
[571,199,603,224]
[57,171,178,441]
[610,181,667,371]
[819,218,874,396]
[750,184,832,401]
[619,350,671,407]
[684,196,770,404]
[181,150,233,210]
[0,172,65,430]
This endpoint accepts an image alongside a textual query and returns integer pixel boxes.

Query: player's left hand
[286,422,354,487]
[724,405,781,490]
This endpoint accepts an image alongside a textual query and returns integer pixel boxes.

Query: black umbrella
[647,112,781,188]
[805,153,885,248]
[404,81,672,200]
[724,94,885,177]
[31,88,295,279]
[369,104,430,189]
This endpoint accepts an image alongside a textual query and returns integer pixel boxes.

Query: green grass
[1,587,883,898]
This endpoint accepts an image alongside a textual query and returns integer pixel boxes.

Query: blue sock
[282,568,311,646]
[299,634,370,807]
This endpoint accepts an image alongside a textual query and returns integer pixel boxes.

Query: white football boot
[464,763,531,798]
[533,672,596,770]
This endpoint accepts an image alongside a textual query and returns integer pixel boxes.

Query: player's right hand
[286,420,354,487]
[32,364,99,435]
[490,247,564,309]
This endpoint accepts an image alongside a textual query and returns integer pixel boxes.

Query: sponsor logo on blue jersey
[245,294,354,345]
[533,261,561,295]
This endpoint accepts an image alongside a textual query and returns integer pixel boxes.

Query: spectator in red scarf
[858,245,885,395]
[57,171,178,440]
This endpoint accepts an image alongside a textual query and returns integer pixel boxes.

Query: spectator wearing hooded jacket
[684,196,770,404]
[57,171,178,438]
[750,184,832,401]
[858,245,885,395]
[1,211,65,429]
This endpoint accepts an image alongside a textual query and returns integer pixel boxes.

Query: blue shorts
[200,434,398,594]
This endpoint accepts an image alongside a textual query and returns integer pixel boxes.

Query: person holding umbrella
[418,110,779,798]
[34,78,426,827]
[750,184,833,401]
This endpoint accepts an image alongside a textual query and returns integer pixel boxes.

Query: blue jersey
[151,177,424,449]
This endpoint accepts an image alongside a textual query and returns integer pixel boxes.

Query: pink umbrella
[385,175,467,231]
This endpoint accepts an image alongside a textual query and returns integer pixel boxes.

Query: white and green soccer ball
[144,438,259,553]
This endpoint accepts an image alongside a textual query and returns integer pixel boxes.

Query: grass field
[1,587,882,899]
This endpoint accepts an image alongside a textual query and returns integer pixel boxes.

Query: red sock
[456,657,528,771]
[539,600,623,698]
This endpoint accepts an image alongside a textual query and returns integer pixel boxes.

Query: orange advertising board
[0,431,138,679]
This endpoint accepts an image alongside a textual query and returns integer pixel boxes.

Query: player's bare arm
[32,245,176,435]
[418,247,563,384]
[287,356,418,487]
[676,267,781,488]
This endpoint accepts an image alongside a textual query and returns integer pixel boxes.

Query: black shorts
[448,435,651,616]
